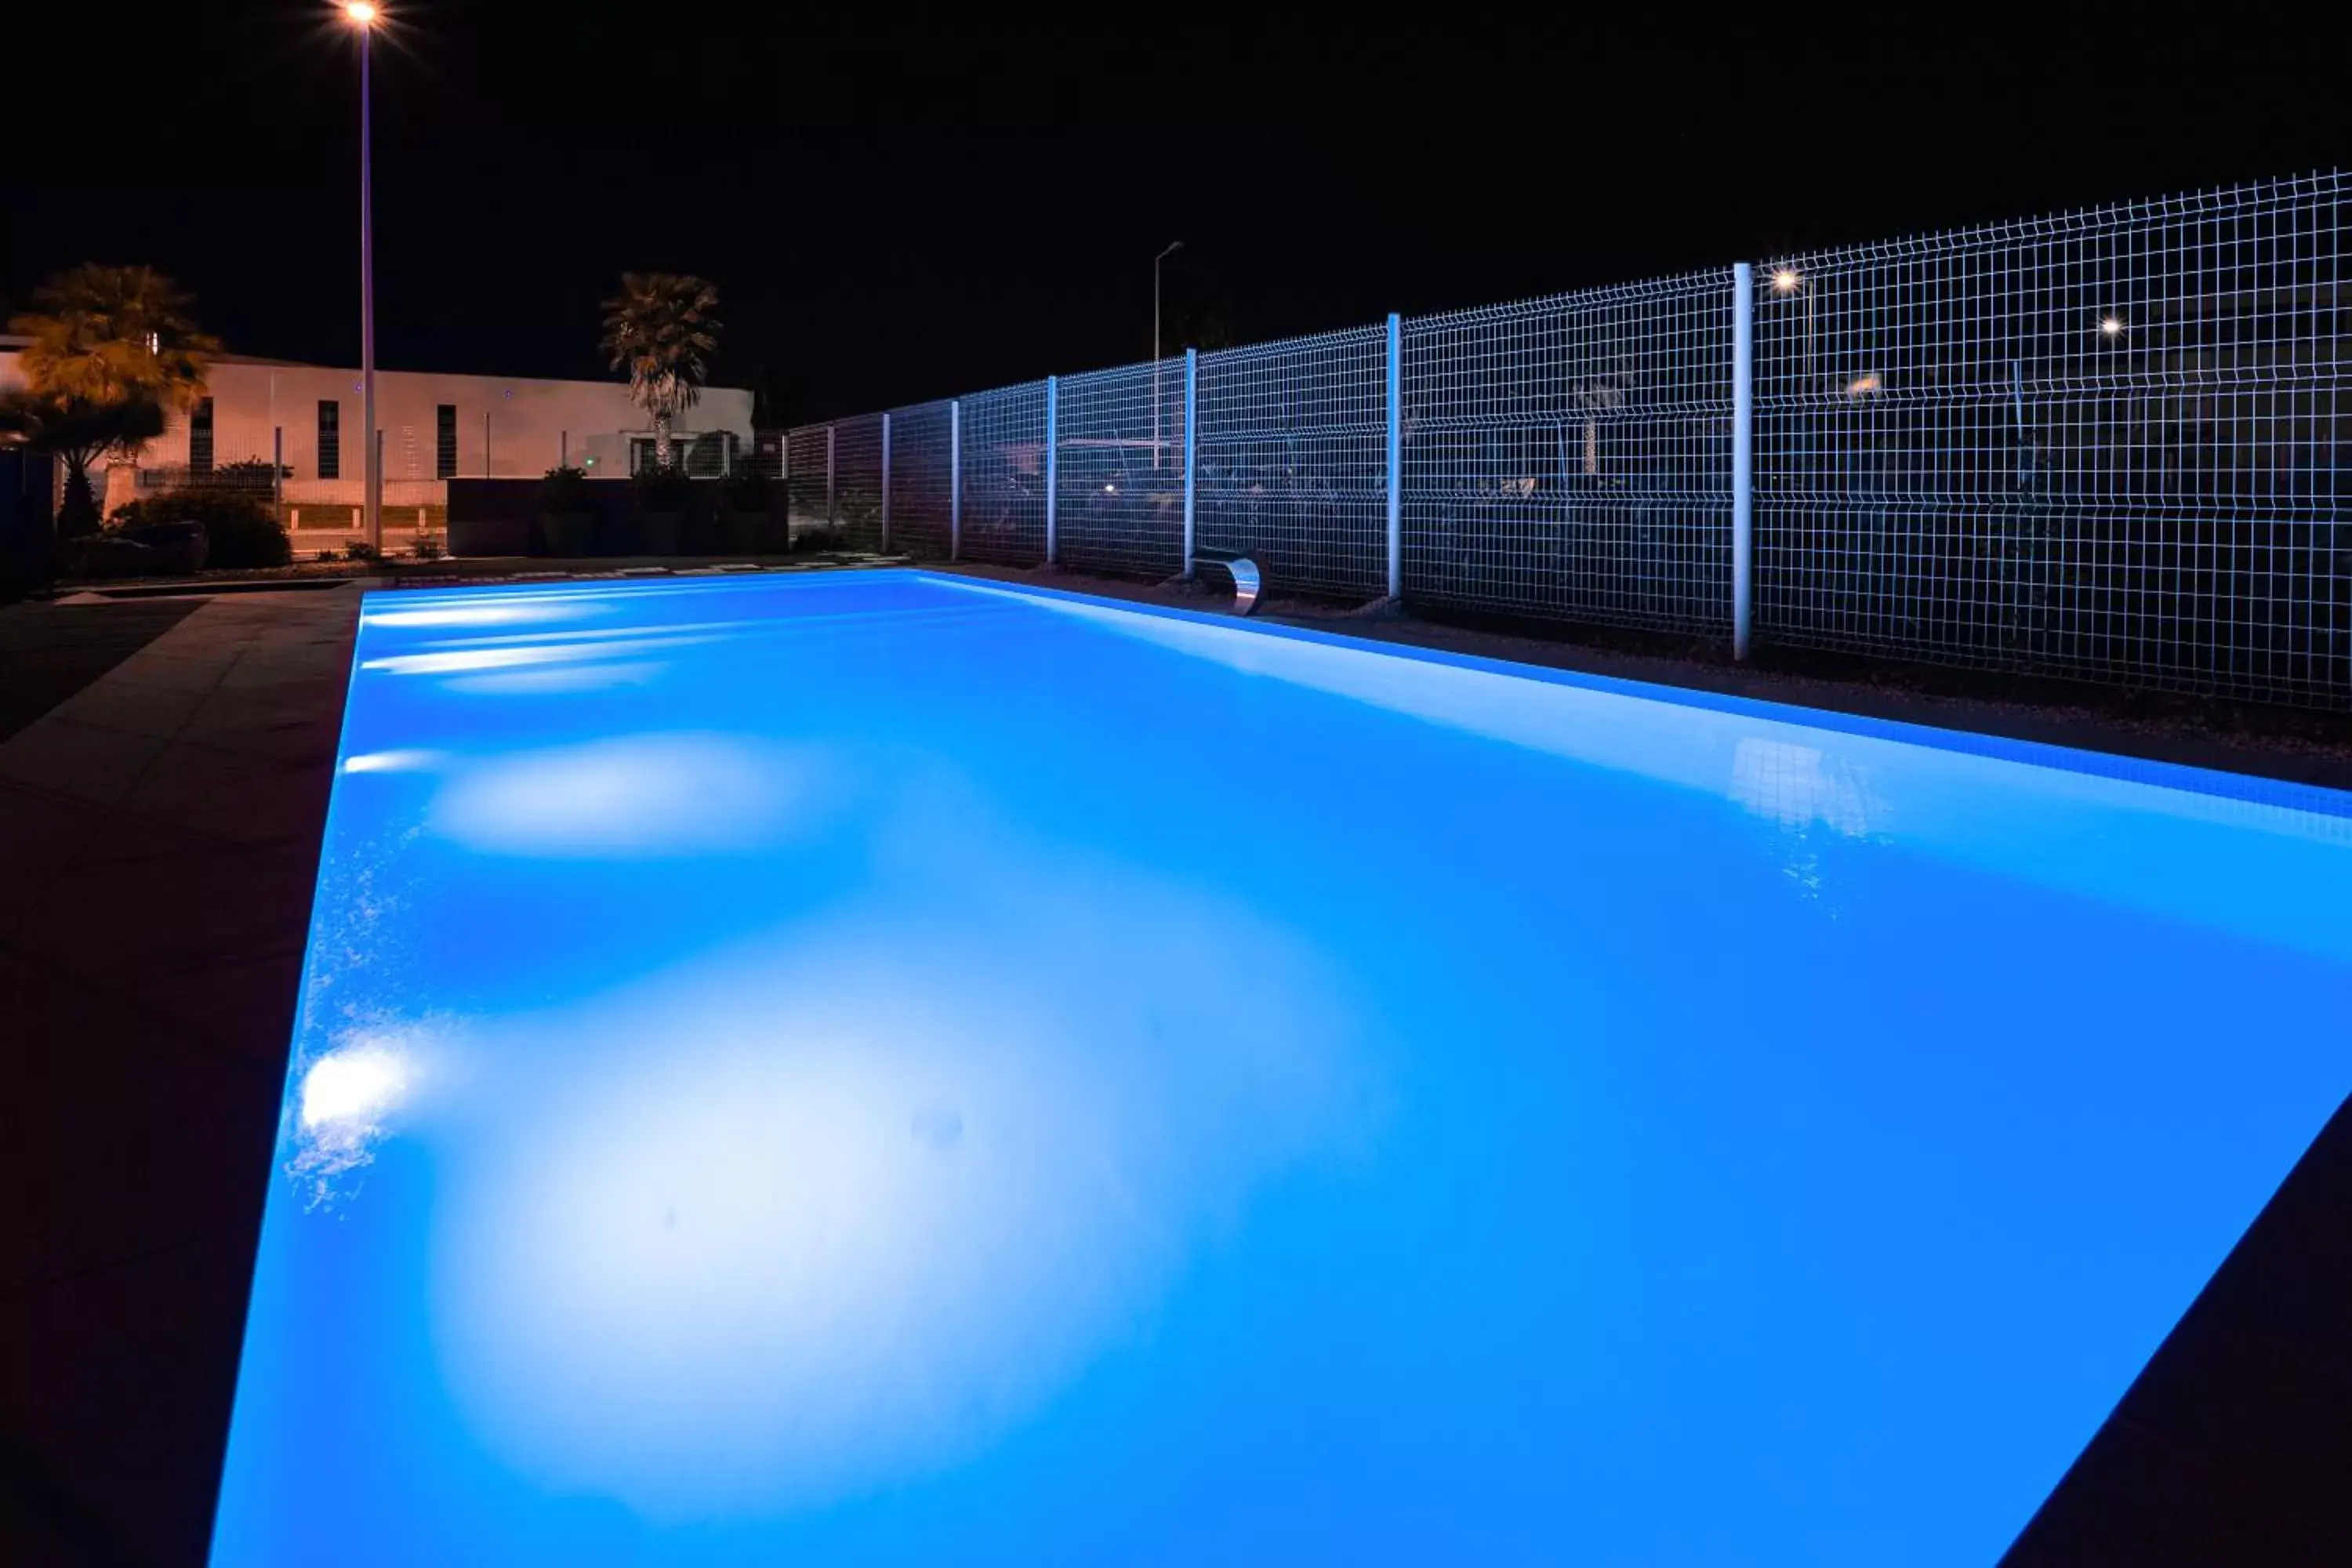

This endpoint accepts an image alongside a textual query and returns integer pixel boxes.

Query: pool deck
[2,588,354,1566]
[2,572,2347,1565]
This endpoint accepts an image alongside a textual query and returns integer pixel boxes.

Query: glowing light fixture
[2099,315,2125,337]
[1772,268,1802,294]
[300,1044,408,1131]
[343,1,379,22]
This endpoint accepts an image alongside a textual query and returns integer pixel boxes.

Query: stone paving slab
[0,587,360,1567]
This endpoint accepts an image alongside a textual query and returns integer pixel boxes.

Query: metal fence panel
[788,169,2346,710]
[1195,325,1390,596]
[785,426,832,532]
[959,382,1050,564]
[885,401,955,560]
[833,415,884,550]
[1755,172,2350,706]
[1399,272,1735,634]
[1054,358,1189,579]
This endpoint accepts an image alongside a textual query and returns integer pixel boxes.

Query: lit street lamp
[1773,267,1816,391]
[345,1,382,551]
[1153,241,1182,468]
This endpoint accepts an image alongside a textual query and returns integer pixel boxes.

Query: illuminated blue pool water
[212,570,2352,1565]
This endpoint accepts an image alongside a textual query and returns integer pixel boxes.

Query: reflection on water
[429,734,836,859]
[420,840,1370,1518]
[1729,737,1882,838]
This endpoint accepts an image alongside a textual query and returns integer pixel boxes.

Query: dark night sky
[2,5,2340,424]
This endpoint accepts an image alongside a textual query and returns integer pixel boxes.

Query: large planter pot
[637,510,684,557]
[539,512,597,558]
[721,510,775,554]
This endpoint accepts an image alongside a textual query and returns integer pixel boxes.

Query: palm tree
[8,264,220,412]
[600,273,720,471]
[0,392,168,539]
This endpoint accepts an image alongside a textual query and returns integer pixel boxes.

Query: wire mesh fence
[833,415,885,551]
[785,426,833,533]
[789,170,2343,708]
[1400,274,1735,633]
[1054,358,1189,579]
[1196,325,1391,597]
[959,383,1050,564]
[886,401,956,560]
[1753,172,2349,706]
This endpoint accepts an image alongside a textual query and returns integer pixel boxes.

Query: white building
[0,336,753,535]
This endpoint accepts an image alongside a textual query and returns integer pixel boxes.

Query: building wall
[0,347,753,524]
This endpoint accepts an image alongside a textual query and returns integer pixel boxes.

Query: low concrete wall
[1,449,56,597]
[445,477,774,557]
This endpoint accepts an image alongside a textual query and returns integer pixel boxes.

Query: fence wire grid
[1054,358,1189,579]
[779,170,2346,709]
[1402,273,1734,633]
[1753,172,2348,705]
[958,383,1050,564]
[884,401,955,560]
[833,415,885,550]
[1196,325,1392,597]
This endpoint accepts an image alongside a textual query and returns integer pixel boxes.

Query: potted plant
[538,465,596,557]
[719,463,777,554]
[632,463,692,555]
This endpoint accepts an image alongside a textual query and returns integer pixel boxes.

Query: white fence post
[826,423,837,528]
[1385,311,1402,601]
[1181,348,1197,577]
[949,399,962,561]
[1731,263,1755,662]
[1044,376,1058,566]
[880,412,892,553]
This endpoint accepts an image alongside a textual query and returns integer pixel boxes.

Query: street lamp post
[347,2,382,552]
[1153,241,1182,469]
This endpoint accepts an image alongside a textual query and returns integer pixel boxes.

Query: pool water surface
[210,571,2352,1564]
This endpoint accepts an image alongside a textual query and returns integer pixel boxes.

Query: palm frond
[598,272,724,426]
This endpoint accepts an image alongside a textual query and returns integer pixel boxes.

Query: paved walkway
[1,588,359,1567]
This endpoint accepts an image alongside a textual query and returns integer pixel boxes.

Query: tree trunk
[655,415,673,471]
[56,463,100,539]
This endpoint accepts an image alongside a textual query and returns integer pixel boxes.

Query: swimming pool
[211,569,2352,1564]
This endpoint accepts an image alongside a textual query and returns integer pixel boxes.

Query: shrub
[539,464,592,514]
[408,533,446,561]
[110,487,289,568]
[721,463,771,513]
[345,541,381,562]
[632,463,693,513]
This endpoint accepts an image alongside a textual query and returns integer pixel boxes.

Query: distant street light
[2099,314,2125,337]
[1769,266,1817,390]
[345,0,383,550]
[1153,241,1182,469]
